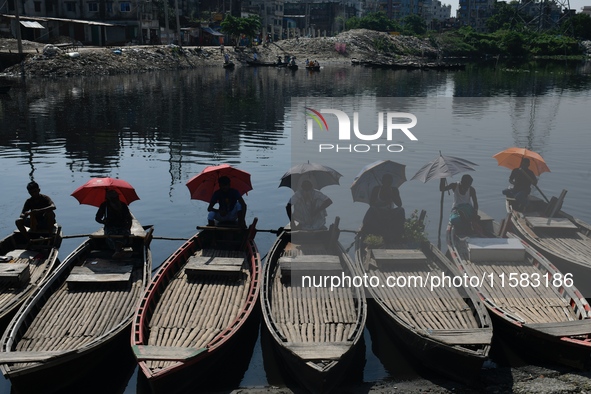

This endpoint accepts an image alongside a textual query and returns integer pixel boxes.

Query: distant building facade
[458,0,493,31]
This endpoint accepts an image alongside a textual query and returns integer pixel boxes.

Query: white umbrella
[411,151,478,249]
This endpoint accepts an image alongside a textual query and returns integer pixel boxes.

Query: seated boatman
[15,181,57,241]
[286,180,333,231]
[207,176,247,228]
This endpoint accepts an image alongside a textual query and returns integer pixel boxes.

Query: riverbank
[1,29,589,79]
[233,363,591,394]
[0,29,446,78]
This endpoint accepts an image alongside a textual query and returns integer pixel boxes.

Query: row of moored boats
[0,190,590,393]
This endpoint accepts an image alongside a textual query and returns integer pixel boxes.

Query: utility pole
[174,0,181,48]
[164,0,170,44]
[14,0,25,78]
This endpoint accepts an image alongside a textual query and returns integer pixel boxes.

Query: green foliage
[501,30,526,56]
[402,210,428,245]
[346,12,400,32]
[221,14,261,46]
[401,14,427,36]
[363,234,384,247]
[372,36,397,53]
[486,2,529,33]
[570,13,591,40]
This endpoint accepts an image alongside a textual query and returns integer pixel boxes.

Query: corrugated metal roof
[20,21,45,28]
[202,27,223,36]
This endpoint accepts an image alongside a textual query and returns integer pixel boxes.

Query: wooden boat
[261,218,367,393]
[0,218,153,393]
[355,237,492,382]
[447,211,591,369]
[131,219,261,393]
[306,64,321,71]
[0,225,62,330]
[287,64,298,71]
[246,60,276,67]
[223,61,235,69]
[506,191,591,296]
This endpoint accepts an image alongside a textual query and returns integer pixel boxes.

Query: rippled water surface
[0,59,590,392]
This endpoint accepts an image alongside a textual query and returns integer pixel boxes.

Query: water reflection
[0,61,589,392]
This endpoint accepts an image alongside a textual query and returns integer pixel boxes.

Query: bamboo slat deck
[144,248,250,372]
[261,224,367,393]
[507,196,591,297]
[356,239,491,382]
[132,222,261,391]
[447,216,591,369]
[0,220,151,391]
[0,227,62,327]
[454,240,577,324]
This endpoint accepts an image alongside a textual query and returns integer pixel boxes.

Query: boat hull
[0,221,152,393]
[132,221,262,393]
[261,221,367,393]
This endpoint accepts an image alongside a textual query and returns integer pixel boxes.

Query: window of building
[107,2,113,12]
[8,0,14,11]
[46,0,54,12]
[34,1,41,11]
[66,1,76,11]
[88,2,98,11]
[120,2,131,12]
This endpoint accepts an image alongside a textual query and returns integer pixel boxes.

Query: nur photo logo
[305,108,418,153]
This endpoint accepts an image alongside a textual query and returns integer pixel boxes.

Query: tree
[240,15,261,44]
[486,2,528,32]
[221,15,242,47]
[569,13,591,40]
[401,14,427,36]
[345,12,400,32]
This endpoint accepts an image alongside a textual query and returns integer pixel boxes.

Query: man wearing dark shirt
[95,189,132,258]
[503,158,538,211]
[15,181,56,240]
[207,176,247,227]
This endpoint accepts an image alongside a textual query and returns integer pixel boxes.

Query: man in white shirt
[286,180,333,230]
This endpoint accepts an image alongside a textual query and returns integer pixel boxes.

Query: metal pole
[138,0,143,44]
[164,0,170,44]
[174,0,181,48]
[14,0,25,78]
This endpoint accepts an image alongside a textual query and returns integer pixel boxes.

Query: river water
[0,58,590,392]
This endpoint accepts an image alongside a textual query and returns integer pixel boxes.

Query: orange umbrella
[492,147,550,176]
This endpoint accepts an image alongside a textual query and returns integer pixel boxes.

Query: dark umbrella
[279,163,342,191]
[351,160,407,205]
[71,177,140,207]
[411,152,478,248]
[186,164,253,203]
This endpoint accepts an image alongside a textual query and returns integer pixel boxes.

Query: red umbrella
[186,164,253,203]
[71,177,140,207]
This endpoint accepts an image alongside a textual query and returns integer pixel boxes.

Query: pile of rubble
[0,30,439,78]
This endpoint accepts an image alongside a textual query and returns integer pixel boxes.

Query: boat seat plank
[525,216,577,229]
[0,263,30,284]
[0,350,69,363]
[426,328,493,345]
[91,219,147,238]
[284,341,351,360]
[371,249,428,265]
[185,256,244,276]
[132,345,207,361]
[279,255,342,275]
[66,264,133,283]
[524,319,591,337]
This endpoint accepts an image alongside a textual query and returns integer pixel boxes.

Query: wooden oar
[62,233,189,241]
